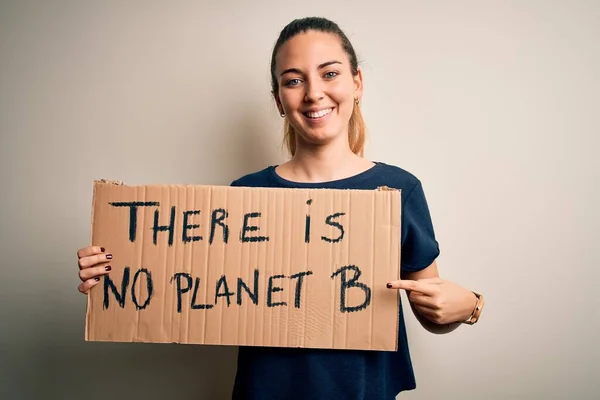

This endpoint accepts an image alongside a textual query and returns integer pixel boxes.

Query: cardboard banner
[85,180,401,351]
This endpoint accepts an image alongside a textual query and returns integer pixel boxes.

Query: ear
[353,67,364,101]
[272,90,284,115]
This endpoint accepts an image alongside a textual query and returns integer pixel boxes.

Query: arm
[393,180,482,332]
[395,260,479,335]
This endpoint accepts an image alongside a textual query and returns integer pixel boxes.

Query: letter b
[331,265,371,313]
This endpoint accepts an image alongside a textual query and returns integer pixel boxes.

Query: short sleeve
[400,180,440,272]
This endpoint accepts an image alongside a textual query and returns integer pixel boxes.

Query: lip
[303,106,335,113]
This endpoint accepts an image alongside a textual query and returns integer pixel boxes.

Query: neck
[283,136,373,183]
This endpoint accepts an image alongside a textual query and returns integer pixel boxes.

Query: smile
[303,108,334,119]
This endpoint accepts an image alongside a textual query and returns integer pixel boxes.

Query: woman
[76,16,484,400]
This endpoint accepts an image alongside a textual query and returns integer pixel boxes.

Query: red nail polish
[100,247,105,252]
[386,283,392,288]
[105,266,112,271]
[106,254,112,260]
[94,277,100,281]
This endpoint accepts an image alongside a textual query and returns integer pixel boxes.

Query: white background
[1,1,598,399]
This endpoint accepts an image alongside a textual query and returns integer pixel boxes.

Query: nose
[304,78,325,103]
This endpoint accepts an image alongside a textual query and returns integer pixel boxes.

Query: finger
[413,277,443,285]
[387,279,438,296]
[77,246,106,259]
[79,264,112,282]
[408,291,437,308]
[78,277,102,294]
[78,252,113,269]
[413,304,439,321]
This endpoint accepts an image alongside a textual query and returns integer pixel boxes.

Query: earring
[355,98,360,105]
[280,112,285,117]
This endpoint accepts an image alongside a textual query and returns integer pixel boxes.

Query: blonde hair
[283,103,367,157]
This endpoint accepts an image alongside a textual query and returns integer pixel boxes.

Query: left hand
[387,278,478,325]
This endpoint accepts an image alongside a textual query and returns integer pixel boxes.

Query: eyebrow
[280,60,342,76]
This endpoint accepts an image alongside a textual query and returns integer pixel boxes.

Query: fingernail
[100,247,105,252]
[94,277,100,281]
[106,254,112,260]
[105,265,112,271]
[386,283,392,288]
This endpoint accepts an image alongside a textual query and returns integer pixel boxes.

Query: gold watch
[463,291,484,325]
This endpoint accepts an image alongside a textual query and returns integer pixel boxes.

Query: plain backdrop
[1,1,598,399]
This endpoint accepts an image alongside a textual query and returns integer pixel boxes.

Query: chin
[297,128,344,147]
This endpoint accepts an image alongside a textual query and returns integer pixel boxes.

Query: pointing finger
[386,279,438,296]
[413,277,443,285]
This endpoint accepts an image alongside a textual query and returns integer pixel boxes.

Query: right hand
[77,246,113,294]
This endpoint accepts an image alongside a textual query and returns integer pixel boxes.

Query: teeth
[306,108,332,118]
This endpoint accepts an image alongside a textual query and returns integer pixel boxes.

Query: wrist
[462,291,484,325]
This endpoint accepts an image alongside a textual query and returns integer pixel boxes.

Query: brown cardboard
[85,180,401,351]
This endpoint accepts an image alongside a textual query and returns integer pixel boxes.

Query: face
[274,30,363,149]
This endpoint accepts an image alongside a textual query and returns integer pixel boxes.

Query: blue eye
[324,71,338,79]
[285,78,301,87]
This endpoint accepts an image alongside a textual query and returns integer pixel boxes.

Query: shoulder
[230,166,276,187]
[373,161,422,194]
[374,161,419,181]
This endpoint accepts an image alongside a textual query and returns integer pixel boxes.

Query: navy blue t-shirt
[229,161,440,400]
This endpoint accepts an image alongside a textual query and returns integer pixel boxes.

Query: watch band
[463,291,484,325]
